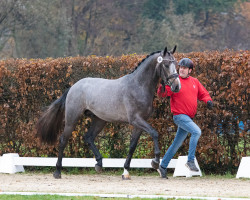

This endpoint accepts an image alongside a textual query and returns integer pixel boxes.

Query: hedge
[0,50,249,174]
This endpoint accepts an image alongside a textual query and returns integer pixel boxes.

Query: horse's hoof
[53,172,61,179]
[151,159,159,169]
[95,164,102,173]
[122,174,131,180]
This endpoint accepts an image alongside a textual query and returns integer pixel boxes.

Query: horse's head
[156,46,181,93]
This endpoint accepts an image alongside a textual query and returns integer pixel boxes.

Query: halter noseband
[157,56,179,87]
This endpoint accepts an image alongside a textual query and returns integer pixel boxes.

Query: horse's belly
[85,96,128,122]
[90,106,128,122]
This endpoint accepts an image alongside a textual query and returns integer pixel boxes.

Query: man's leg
[159,115,188,178]
[161,126,188,169]
[174,114,201,171]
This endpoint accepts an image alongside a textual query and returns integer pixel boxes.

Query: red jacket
[157,76,212,118]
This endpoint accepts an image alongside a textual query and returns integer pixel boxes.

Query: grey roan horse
[37,46,181,179]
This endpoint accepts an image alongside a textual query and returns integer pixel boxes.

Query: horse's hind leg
[53,124,75,179]
[54,104,83,179]
[84,114,106,173]
[122,127,142,180]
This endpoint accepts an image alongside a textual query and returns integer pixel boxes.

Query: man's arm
[197,80,212,103]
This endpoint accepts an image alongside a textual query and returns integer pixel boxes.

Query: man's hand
[207,100,213,109]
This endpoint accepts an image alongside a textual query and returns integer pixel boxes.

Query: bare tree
[0,0,17,57]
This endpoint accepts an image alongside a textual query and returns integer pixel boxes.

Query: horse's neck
[130,56,159,91]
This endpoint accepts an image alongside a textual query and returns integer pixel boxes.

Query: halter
[157,56,179,87]
[157,56,176,63]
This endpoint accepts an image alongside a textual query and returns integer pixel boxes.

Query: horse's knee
[151,130,159,140]
[84,134,93,145]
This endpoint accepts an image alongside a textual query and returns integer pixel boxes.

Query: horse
[36,46,181,179]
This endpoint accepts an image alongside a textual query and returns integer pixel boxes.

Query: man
[157,58,213,178]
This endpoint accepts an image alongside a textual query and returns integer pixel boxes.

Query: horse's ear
[163,46,168,56]
[171,45,177,54]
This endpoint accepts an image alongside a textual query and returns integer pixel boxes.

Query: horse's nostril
[174,84,181,92]
[175,85,179,92]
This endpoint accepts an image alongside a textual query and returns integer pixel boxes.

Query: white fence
[1,153,248,178]
[0,153,204,177]
[236,157,250,178]
[0,153,177,173]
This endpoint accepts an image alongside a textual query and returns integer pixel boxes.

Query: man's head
[178,58,194,78]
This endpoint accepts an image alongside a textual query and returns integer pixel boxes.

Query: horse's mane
[129,51,161,74]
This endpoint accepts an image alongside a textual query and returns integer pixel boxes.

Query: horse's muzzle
[172,84,181,93]
[170,78,181,93]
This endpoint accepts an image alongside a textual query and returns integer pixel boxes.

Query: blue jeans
[161,114,201,169]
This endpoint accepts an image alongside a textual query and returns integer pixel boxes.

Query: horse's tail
[36,88,70,145]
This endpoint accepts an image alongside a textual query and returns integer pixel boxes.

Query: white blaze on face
[169,62,177,74]
[169,62,181,92]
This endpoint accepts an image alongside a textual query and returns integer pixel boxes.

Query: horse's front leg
[122,127,142,180]
[53,126,72,179]
[150,129,161,169]
[132,118,161,170]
